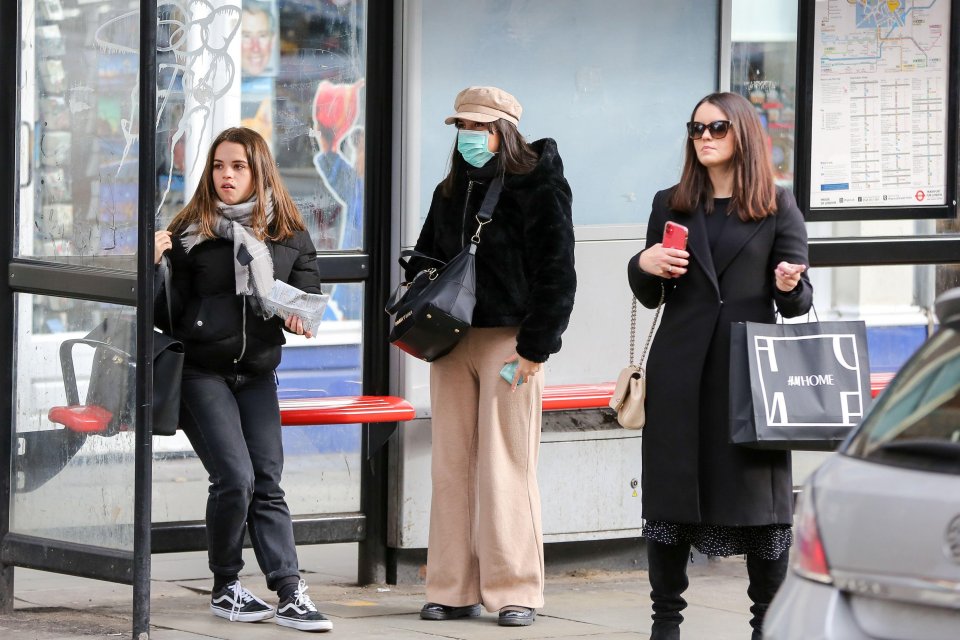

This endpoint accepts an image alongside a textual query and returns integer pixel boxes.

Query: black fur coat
[411,138,576,363]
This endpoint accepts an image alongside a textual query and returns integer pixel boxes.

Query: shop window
[157,1,366,261]
[729,0,798,188]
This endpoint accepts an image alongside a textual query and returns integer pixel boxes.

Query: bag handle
[629,283,666,367]
[774,302,820,324]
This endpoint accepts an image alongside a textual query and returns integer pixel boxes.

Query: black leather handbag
[60,257,184,436]
[386,177,503,362]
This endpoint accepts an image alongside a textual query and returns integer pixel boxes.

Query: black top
[410,138,577,363]
[704,197,730,252]
[156,229,322,376]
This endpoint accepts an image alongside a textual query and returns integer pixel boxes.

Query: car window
[845,327,960,474]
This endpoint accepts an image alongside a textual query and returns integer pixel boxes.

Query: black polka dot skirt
[643,520,792,560]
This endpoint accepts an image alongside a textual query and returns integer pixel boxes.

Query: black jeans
[179,365,299,590]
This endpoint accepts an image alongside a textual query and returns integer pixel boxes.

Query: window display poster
[241,0,278,146]
[810,0,950,209]
[241,0,278,79]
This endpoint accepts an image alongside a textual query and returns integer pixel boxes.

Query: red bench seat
[278,395,415,425]
[46,373,894,433]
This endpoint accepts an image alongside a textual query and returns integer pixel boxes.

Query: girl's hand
[504,353,541,391]
[155,230,172,265]
[284,315,313,339]
[639,244,689,279]
[775,261,807,292]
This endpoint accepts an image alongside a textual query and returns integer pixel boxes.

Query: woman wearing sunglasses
[627,92,811,640]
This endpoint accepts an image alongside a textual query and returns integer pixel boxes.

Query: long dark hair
[168,127,306,240]
[440,119,539,197]
[668,92,776,222]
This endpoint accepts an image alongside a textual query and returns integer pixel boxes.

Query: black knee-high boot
[647,539,691,640]
[746,551,789,640]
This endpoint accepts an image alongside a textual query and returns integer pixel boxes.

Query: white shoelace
[229,581,255,621]
[292,579,318,613]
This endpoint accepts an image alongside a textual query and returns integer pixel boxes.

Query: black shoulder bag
[58,256,184,435]
[385,177,503,362]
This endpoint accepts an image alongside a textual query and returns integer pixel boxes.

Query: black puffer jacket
[411,138,576,363]
[157,229,322,375]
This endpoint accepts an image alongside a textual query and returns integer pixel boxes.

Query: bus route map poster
[810,0,950,210]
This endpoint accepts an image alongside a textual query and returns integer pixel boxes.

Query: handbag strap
[399,177,505,274]
[629,283,666,367]
[470,176,503,244]
[397,249,447,271]
[160,254,175,337]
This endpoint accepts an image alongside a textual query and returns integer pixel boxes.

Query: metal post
[0,0,21,614]
[358,0,396,586]
[133,0,158,636]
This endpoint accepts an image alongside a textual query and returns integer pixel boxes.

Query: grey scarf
[180,190,276,318]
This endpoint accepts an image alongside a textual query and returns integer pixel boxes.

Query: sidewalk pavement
[0,543,756,639]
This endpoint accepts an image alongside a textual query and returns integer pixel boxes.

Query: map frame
[795,0,960,221]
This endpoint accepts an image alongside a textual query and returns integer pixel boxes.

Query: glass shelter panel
[151,281,366,522]
[19,0,141,267]
[152,0,367,520]
[404,0,718,232]
[11,294,137,551]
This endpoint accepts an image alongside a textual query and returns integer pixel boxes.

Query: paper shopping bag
[729,321,871,450]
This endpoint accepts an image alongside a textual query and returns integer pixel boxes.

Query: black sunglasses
[686,120,732,140]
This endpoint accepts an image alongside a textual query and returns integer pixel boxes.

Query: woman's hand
[774,261,806,292]
[504,353,541,391]
[155,230,172,265]
[639,244,689,279]
[284,315,314,339]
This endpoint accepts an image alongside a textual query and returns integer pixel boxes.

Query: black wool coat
[627,186,812,526]
[157,229,322,376]
[411,138,576,363]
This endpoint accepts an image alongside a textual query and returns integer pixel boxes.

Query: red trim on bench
[47,372,894,433]
[542,384,617,411]
[48,405,114,433]
[278,395,415,426]
[542,371,894,412]
[870,372,895,398]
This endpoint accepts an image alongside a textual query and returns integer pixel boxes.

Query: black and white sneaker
[275,580,333,632]
[210,580,275,622]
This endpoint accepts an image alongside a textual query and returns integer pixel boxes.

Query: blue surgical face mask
[457,129,496,168]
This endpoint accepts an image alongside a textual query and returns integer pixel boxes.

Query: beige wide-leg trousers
[425,327,545,612]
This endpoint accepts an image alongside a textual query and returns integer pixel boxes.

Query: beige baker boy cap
[444,86,522,127]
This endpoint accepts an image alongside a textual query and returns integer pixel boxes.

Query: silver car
[765,288,960,640]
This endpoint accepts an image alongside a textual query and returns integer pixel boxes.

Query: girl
[155,127,330,633]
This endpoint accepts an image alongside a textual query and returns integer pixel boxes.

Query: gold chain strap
[629,283,666,367]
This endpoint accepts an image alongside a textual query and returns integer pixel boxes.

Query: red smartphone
[662,221,689,251]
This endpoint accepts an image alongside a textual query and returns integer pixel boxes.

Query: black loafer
[419,602,482,621]
[498,606,536,626]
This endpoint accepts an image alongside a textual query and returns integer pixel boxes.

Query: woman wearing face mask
[409,86,576,627]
